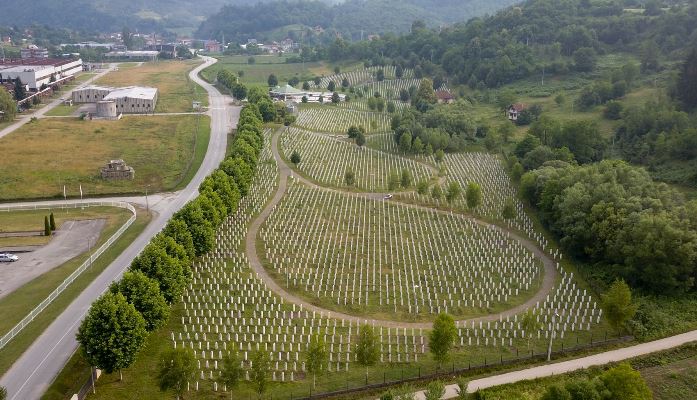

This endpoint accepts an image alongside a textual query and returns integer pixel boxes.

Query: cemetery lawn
[95,60,208,113]
[0,207,150,377]
[0,115,210,201]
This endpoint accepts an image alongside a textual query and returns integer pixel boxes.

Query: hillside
[0,0,341,34]
[195,0,520,42]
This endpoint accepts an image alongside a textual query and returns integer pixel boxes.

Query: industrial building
[20,45,49,59]
[72,85,158,116]
[0,58,83,90]
[104,51,159,61]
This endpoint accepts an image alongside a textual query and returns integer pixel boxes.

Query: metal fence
[288,334,634,400]
[0,201,137,350]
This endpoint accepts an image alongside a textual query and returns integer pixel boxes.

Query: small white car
[384,194,393,200]
[0,253,19,262]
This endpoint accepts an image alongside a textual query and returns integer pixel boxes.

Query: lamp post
[547,310,559,361]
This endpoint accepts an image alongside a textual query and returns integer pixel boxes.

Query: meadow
[0,115,210,200]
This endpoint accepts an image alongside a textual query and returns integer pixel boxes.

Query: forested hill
[195,0,520,42]
[0,0,341,34]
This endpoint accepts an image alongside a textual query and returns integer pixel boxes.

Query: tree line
[76,97,268,387]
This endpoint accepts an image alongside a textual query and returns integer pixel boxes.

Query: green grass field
[0,114,210,200]
[202,55,361,87]
[96,60,208,113]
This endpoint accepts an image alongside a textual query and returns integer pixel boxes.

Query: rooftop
[270,85,304,95]
[103,86,158,100]
[0,58,80,67]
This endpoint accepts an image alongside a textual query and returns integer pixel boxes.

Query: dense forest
[195,0,519,43]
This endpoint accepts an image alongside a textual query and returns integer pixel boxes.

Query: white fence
[0,201,137,350]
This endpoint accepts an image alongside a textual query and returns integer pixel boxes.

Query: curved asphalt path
[245,128,558,329]
[0,56,240,400]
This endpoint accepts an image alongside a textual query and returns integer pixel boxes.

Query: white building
[72,85,158,114]
[104,51,159,61]
[21,45,49,59]
[0,58,83,90]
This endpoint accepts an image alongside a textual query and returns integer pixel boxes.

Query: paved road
[0,56,239,399]
[0,219,106,300]
[244,128,558,329]
[0,65,116,140]
[396,329,697,399]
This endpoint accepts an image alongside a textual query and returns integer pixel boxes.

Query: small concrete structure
[96,100,117,119]
[100,159,135,180]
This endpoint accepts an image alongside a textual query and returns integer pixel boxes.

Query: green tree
[306,334,328,388]
[163,219,196,260]
[387,101,396,113]
[388,171,401,190]
[430,313,457,366]
[573,47,597,72]
[110,270,169,331]
[412,137,424,153]
[401,169,412,188]
[290,151,301,164]
[122,26,134,50]
[130,241,186,304]
[676,48,697,110]
[520,309,541,349]
[564,379,601,400]
[0,86,16,122]
[345,169,355,186]
[424,380,446,400]
[0,386,6,400]
[219,348,242,398]
[356,130,366,147]
[601,280,637,333]
[431,184,443,200]
[498,123,515,144]
[49,212,56,231]
[77,292,147,381]
[466,183,482,210]
[157,348,196,400]
[445,181,462,204]
[502,198,517,220]
[412,78,437,111]
[328,81,336,92]
[541,384,572,400]
[600,363,652,400]
[496,90,517,111]
[341,77,349,88]
[267,74,278,87]
[511,162,524,181]
[376,69,385,82]
[399,133,412,153]
[435,149,445,163]
[356,324,379,380]
[417,180,429,195]
[347,126,361,138]
[251,349,270,396]
[44,215,51,236]
[332,91,340,104]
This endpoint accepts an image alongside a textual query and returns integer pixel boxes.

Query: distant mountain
[0,0,341,35]
[196,0,521,42]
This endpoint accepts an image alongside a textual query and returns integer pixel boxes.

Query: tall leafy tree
[0,87,16,122]
[466,183,482,210]
[445,181,462,204]
[129,241,186,304]
[157,348,196,400]
[676,48,697,110]
[520,309,542,350]
[77,292,147,381]
[110,270,170,331]
[429,313,457,367]
[251,349,270,396]
[355,324,379,379]
[305,334,328,388]
[219,347,242,398]
[600,363,652,400]
[601,280,637,333]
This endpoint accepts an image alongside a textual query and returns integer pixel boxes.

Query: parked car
[0,253,19,262]
[384,194,393,200]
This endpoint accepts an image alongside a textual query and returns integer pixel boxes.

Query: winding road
[0,56,240,400]
[244,128,559,329]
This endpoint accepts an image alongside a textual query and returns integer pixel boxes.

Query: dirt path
[244,128,559,329]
